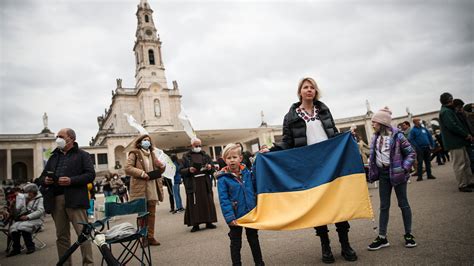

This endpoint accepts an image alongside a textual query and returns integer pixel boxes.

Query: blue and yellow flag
[237,132,373,230]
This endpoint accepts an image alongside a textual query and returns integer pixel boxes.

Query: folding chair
[103,198,151,266]
[32,225,46,249]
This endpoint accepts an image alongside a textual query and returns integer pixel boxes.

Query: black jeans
[11,230,34,251]
[416,147,432,178]
[228,226,264,265]
[164,178,175,211]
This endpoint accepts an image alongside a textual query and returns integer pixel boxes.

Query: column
[6,149,12,180]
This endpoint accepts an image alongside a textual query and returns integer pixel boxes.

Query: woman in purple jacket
[367,107,417,251]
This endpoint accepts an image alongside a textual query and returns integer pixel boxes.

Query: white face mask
[56,138,66,150]
[192,147,201,153]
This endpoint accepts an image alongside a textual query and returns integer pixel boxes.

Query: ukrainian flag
[237,132,373,230]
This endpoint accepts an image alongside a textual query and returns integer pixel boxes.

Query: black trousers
[11,230,34,251]
[228,226,264,266]
[315,221,351,246]
[164,178,175,211]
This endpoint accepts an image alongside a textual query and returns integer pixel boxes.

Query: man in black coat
[39,128,95,265]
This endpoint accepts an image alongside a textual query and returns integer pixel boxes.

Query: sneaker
[427,175,436,180]
[404,234,417,248]
[368,236,390,251]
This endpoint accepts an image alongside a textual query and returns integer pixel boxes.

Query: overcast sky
[1,0,473,146]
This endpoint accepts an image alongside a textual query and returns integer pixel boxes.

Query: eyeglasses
[194,145,202,147]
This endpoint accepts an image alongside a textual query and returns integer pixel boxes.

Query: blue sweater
[408,126,435,150]
[216,166,257,224]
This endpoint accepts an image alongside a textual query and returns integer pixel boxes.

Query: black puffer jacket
[39,143,95,210]
[273,100,339,150]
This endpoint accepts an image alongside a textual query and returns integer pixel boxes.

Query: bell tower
[133,0,167,89]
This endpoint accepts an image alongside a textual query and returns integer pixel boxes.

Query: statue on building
[116,78,122,88]
[365,100,372,113]
[40,112,53,134]
[406,107,413,122]
[43,112,48,129]
[173,80,179,90]
[260,110,268,127]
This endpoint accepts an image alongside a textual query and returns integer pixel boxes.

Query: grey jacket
[10,193,45,233]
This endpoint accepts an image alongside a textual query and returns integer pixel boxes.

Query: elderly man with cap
[438,93,474,192]
[408,118,436,181]
[180,138,218,232]
[7,183,44,257]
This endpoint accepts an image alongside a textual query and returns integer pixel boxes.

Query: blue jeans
[378,170,412,236]
[103,190,112,197]
[173,183,183,210]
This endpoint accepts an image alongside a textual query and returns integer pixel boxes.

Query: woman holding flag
[271,77,357,263]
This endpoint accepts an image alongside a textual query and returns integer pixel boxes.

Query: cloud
[1,0,473,146]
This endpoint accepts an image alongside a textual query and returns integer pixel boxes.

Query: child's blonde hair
[222,143,242,159]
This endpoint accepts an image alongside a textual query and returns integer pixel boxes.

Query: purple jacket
[368,127,416,186]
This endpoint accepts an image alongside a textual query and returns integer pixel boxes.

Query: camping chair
[31,225,46,249]
[103,198,151,266]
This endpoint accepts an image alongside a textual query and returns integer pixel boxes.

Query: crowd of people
[1,78,473,265]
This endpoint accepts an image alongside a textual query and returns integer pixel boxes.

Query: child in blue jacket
[216,143,264,266]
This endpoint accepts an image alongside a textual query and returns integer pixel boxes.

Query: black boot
[337,229,358,261]
[247,230,264,266]
[7,231,21,257]
[21,231,35,254]
[318,232,335,264]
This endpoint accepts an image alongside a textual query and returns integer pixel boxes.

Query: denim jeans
[173,183,183,210]
[378,170,412,236]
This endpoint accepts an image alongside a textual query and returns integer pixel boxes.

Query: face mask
[56,138,66,150]
[192,147,201,153]
[141,140,151,150]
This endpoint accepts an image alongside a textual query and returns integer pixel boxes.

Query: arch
[145,15,149,23]
[12,162,28,183]
[148,49,155,65]
[114,146,126,170]
[154,99,161,117]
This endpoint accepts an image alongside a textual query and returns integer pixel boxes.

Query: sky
[1,0,473,146]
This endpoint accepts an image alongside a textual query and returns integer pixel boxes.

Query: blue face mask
[141,140,151,150]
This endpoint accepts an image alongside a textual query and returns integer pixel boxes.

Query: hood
[215,164,246,179]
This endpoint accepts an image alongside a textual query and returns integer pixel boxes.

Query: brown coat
[125,149,164,202]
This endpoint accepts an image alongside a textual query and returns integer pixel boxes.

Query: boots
[247,231,265,266]
[318,232,335,264]
[337,229,357,261]
[6,231,21,257]
[21,231,36,254]
[146,201,160,246]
